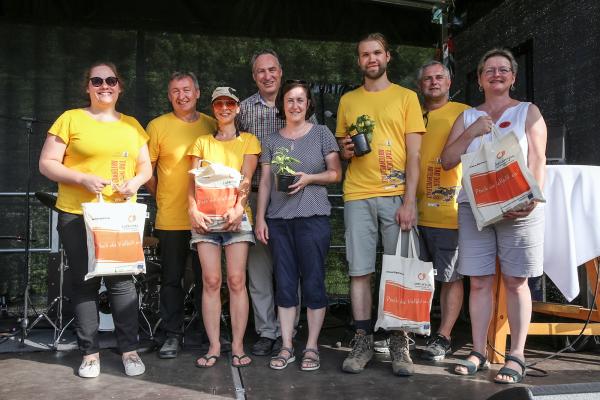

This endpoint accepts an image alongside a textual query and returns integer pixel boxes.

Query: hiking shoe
[422,333,451,361]
[78,358,100,378]
[389,331,414,376]
[342,329,374,374]
[159,337,179,359]
[123,353,146,377]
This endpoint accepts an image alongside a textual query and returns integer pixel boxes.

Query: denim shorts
[190,229,255,249]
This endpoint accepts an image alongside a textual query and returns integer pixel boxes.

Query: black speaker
[46,252,74,321]
[488,382,600,399]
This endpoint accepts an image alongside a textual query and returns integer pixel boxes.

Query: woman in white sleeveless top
[441,49,547,384]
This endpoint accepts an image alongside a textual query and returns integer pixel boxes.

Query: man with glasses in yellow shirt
[416,61,469,361]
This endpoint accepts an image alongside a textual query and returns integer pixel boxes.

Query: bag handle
[394,228,418,258]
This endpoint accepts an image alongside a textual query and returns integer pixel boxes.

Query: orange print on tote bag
[190,160,251,232]
[461,126,545,230]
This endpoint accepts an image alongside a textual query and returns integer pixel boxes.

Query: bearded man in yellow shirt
[336,33,425,376]
[416,61,469,361]
[145,72,216,358]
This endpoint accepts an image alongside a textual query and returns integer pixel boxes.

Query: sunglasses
[89,76,119,87]
[285,79,308,85]
[212,99,238,109]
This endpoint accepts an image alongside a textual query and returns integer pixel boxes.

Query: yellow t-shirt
[417,101,470,229]
[188,132,261,221]
[335,84,425,201]
[147,112,216,230]
[49,109,149,214]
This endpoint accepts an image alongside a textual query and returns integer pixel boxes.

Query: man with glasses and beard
[336,33,425,376]
[416,61,469,362]
[146,72,216,358]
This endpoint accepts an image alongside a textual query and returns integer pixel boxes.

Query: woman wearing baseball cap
[188,87,260,368]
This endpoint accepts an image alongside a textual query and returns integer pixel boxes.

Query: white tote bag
[461,126,545,231]
[189,160,251,232]
[82,196,147,280]
[374,230,435,335]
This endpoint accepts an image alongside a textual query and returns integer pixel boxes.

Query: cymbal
[143,236,159,248]
[35,192,60,213]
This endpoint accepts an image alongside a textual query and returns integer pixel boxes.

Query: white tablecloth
[543,165,600,301]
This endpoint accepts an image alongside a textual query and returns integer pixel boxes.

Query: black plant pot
[276,174,296,192]
[351,133,371,156]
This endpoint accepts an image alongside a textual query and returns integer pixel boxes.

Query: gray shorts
[418,226,461,283]
[190,230,255,249]
[344,196,411,276]
[457,202,544,278]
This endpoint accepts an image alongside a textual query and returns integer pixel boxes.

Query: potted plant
[348,114,376,156]
[271,146,301,192]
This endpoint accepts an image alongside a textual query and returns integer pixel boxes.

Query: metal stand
[25,245,74,349]
[18,118,34,345]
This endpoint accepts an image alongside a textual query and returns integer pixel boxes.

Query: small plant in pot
[271,146,301,192]
[348,114,375,156]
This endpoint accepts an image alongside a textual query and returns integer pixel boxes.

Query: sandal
[232,354,252,368]
[195,354,219,368]
[453,350,490,375]
[269,347,295,370]
[494,355,526,384]
[300,348,320,371]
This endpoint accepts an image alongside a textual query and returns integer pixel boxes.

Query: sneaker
[422,333,451,361]
[373,337,390,354]
[159,337,179,359]
[389,331,414,376]
[252,337,275,356]
[342,329,374,374]
[123,353,146,377]
[78,358,100,378]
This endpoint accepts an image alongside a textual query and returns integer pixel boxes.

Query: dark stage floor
[1,315,600,400]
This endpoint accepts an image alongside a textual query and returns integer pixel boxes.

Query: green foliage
[271,147,300,175]
[348,114,376,143]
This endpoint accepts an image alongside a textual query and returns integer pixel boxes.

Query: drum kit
[33,192,174,345]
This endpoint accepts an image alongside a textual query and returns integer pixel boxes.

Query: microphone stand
[19,117,35,345]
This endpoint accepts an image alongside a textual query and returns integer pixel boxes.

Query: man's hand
[395,201,417,231]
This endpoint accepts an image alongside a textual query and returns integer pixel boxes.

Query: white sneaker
[78,358,100,378]
[123,354,145,377]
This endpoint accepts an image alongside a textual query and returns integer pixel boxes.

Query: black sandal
[195,354,220,368]
[494,355,526,384]
[453,350,490,375]
[232,354,252,368]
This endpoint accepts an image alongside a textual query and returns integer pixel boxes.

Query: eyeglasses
[483,67,512,76]
[89,76,119,87]
[422,111,429,128]
[212,99,238,109]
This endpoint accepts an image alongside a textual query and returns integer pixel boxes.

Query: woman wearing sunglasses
[188,87,260,368]
[39,62,152,378]
[255,80,341,371]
